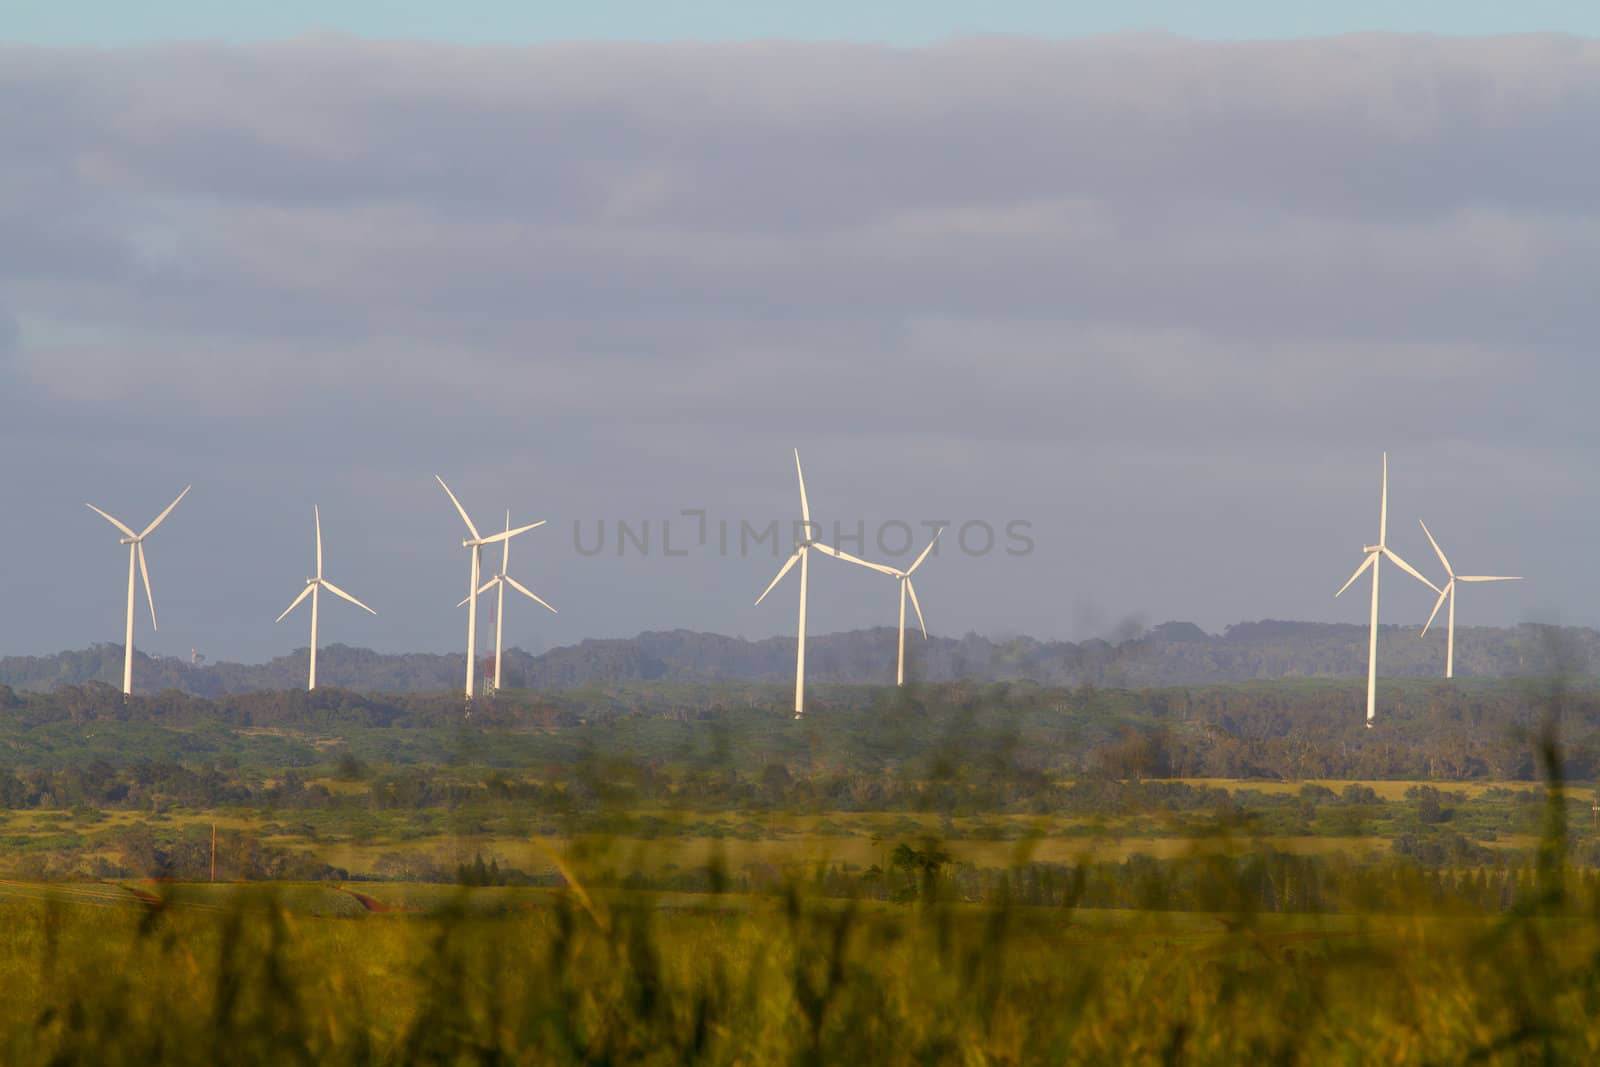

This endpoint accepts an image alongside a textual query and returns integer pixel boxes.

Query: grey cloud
[0,34,1595,659]
[9,36,1600,217]
[0,307,17,413]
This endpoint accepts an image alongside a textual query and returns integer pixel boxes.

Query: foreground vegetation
[2,661,1597,1060]
[5,854,1600,1064]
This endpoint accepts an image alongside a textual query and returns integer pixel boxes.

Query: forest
[1,669,1598,782]
[1,670,1599,890]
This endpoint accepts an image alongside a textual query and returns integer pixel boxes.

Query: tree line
[3,619,1596,695]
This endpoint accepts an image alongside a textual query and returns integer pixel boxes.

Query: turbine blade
[1381,546,1440,593]
[321,580,377,615]
[276,583,315,622]
[435,475,480,540]
[906,578,927,638]
[501,511,512,573]
[1417,518,1452,577]
[315,505,324,579]
[1458,575,1523,583]
[140,485,191,539]
[907,527,945,574]
[477,577,499,595]
[755,550,803,606]
[85,504,137,540]
[1335,553,1375,598]
[812,543,898,576]
[1378,452,1388,546]
[478,520,546,546]
[505,574,558,614]
[137,542,158,630]
[1420,583,1450,636]
[794,449,811,526]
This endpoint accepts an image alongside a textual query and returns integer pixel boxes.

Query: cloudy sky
[2,9,1597,663]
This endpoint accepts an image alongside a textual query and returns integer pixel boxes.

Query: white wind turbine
[819,529,944,686]
[755,449,828,719]
[275,506,377,690]
[458,510,557,692]
[1335,453,1439,727]
[1417,519,1521,679]
[436,476,544,701]
[86,486,191,696]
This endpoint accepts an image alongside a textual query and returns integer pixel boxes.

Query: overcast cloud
[1,33,1596,663]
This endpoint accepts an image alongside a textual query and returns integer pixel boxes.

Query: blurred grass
[1,855,1599,1064]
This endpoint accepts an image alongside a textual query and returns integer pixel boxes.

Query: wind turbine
[85,486,191,696]
[818,529,944,686]
[755,449,828,719]
[1417,519,1521,679]
[436,476,544,700]
[275,506,377,690]
[459,510,557,692]
[1335,453,1438,727]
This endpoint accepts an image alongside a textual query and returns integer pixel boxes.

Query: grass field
[1177,777,1548,800]
[0,774,1571,885]
[306,829,1406,878]
[0,761,1593,1062]
[1,874,1597,1064]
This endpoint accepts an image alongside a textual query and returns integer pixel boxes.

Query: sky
[2,15,1598,664]
[8,2,1600,45]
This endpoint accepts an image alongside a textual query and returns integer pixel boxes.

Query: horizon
[7,613,1586,667]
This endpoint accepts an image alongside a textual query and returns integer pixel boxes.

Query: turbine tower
[819,529,944,686]
[86,486,190,696]
[436,476,544,701]
[1335,453,1438,727]
[1417,519,1521,679]
[275,506,377,690]
[755,449,826,719]
[459,510,557,692]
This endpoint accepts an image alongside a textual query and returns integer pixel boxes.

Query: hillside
[0,620,1590,695]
